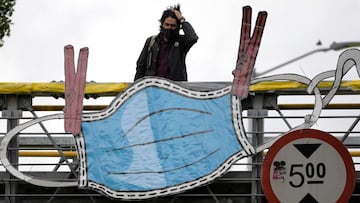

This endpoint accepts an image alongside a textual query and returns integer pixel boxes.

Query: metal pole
[247,94,268,203]
[2,95,23,203]
[255,48,330,77]
[255,41,360,77]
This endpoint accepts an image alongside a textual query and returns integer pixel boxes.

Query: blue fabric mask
[78,78,253,199]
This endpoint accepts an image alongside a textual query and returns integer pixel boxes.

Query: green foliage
[0,0,15,47]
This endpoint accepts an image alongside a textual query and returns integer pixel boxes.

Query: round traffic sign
[262,129,355,203]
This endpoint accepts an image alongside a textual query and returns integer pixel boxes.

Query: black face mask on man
[161,27,179,43]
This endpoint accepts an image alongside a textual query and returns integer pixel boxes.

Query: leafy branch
[0,0,16,47]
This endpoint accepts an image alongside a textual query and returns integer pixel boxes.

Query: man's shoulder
[144,35,158,46]
[146,35,158,41]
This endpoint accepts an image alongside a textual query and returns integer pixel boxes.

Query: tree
[0,0,15,47]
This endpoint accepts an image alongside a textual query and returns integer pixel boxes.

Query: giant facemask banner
[76,78,253,198]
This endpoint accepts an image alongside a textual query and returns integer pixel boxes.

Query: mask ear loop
[0,113,78,187]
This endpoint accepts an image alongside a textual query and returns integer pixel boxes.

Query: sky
[1,0,360,83]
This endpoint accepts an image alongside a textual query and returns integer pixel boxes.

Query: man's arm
[181,21,198,51]
[134,38,151,81]
[173,9,198,52]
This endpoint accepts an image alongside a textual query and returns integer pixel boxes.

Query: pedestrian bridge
[0,80,360,202]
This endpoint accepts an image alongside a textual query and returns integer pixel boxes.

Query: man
[134,5,198,81]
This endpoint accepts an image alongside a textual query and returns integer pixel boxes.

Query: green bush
[0,0,15,47]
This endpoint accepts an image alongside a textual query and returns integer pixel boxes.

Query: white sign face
[262,129,355,203]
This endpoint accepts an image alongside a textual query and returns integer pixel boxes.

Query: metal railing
[1,81,360,203]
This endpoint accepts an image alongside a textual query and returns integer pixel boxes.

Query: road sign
[262,129,355,203]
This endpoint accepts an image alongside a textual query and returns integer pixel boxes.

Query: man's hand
[172,9,185,22]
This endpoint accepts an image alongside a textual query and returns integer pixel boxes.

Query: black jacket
[134,21,198,81]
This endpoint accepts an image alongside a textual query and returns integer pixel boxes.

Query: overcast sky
[1,0,360,83]
[1,0,360,173]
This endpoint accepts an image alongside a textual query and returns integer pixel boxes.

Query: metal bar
[341,114,360,142]
[255,47,331,77]
[47,163,97,203]
[3,95,22,203]
[7,163,75,166]
[24,104,78,178]
[278,103,360,109]
[270,101,293,130]
[18,151,77,157]
[205,185,220,203]
[12,150,360,157]
[248,94,267,203]
[0,80,360,96]
[32,105,107,111]
[28,103,360,112]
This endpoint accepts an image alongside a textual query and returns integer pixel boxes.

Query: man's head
[159,5,181,42]
[160,4,181,30]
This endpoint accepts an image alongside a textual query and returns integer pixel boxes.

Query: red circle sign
[262,129,355,203]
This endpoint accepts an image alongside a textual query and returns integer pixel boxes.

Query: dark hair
[159,4,181,28]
